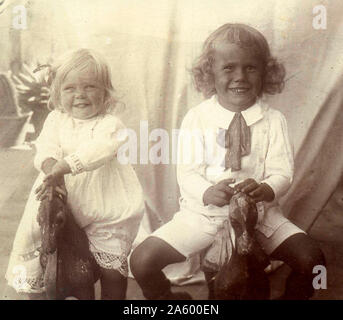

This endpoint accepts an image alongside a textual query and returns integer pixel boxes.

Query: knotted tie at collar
[224,112,251,171]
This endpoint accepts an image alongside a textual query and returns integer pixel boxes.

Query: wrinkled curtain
[2,0,343,282]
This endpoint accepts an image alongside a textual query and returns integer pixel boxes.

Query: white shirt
[177,96,294,236]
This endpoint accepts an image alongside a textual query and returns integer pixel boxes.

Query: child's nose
[75,88,86,98]
[233,68,247,81]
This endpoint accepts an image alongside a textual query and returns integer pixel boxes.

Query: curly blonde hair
[48,48,117,113]
[192,23,286,98]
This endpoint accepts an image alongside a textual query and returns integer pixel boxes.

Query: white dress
[6,110,144,293]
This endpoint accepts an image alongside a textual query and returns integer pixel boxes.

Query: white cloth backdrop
[2,0,343,283]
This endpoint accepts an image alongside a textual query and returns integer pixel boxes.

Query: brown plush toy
[202,192,270,300]
[37,186,100,300]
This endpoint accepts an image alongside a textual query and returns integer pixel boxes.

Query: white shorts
[151,209,305,258]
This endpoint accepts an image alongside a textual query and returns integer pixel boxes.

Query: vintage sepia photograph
[0,0,342,303]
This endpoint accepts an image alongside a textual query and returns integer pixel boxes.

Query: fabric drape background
[1,0,343,283]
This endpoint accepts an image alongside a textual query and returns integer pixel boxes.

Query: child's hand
[41,158,58,175]
[35,160,70,201]
[203,178,236,207]
[35,174,67,201]
[234,178,275,202]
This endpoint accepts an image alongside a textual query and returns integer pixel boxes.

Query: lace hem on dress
[92,252,128,277]
[11,274,45,294]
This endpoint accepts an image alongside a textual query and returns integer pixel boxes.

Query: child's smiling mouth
[73,103,90,108]
[229,87,250,94]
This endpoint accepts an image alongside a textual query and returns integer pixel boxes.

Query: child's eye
[246,66,258,72]
[63,86,75,92]
[85,85,97,90]
[224,65,234,72]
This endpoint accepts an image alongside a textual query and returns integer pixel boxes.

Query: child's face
[212,43,263,112]
[60,65,105,120]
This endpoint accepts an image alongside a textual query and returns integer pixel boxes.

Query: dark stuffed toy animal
[202,192,270,300]
[37,186,100,299]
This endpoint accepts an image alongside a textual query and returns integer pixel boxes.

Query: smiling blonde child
[130,23,325,300]
[5,49,144,299]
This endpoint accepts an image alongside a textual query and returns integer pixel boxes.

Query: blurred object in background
[0,72,30,148]
[11,63,51,141]
[0,0,9,15]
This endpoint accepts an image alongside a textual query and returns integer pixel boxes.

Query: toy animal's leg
[99,268,127,300]
[44,251,58,300]
[246,269,270,300]
[204,271,217,300]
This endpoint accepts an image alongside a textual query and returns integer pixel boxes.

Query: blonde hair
[48,48,117,113]
[192,23,286,98]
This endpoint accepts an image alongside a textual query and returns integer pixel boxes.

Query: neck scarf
[224,112,251,171]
